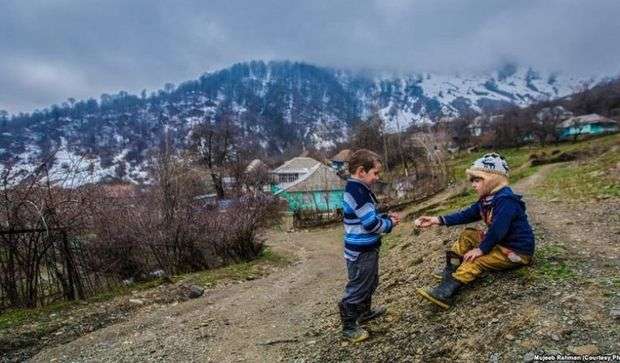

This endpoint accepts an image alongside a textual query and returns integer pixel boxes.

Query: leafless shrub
[0,145,283,309]
[0,160,98,308]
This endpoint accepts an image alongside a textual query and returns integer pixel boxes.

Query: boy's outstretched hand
[388,211,401,226]
[414,216,440,228]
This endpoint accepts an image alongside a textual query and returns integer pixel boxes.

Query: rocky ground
[1,155,618,362]
[283,164,620,362]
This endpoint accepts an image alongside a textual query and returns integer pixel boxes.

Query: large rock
[186,285,205,299]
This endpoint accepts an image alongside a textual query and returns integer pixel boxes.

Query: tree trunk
[3,247,20,306]
[211,172,225,198]
[61,231,85,300]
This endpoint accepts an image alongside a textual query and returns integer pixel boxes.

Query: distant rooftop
[275,163,345,194]
[272,157,321,174]
[559,113,618,128]
[331,149,352,162]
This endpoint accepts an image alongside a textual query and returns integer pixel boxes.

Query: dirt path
[31,227,346,362]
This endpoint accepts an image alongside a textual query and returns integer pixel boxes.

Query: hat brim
[466,167,509,178]
[465,168,509,194]
[465,169,488,179]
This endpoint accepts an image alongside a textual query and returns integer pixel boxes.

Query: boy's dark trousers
[341,248,379,310]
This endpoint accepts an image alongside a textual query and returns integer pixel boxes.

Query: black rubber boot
[432,251,462,280]
[338,302,369,342]
[357,297,386,324]
[416,274,462,310]
[431,264,456,280]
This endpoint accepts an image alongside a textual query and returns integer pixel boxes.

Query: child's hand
[463,248,483,262]
[414,216,440,228]
[388,212,401,226]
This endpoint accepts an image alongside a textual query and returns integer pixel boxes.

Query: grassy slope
[417,133,620,287]
[288,133,620,362]
[430,133,620,215]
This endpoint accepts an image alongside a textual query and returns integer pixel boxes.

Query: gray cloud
[1,0,619,113]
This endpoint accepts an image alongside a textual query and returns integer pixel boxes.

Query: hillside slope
[1,61,605,184]
[284,136,620,362]
[13,135,618,362]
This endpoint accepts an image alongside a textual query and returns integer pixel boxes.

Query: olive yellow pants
[451,228,531,284]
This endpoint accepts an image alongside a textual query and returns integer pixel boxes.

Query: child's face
[355,162,382,186]
[470,176,487,197]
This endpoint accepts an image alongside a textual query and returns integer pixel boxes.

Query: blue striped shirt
[342,178,393,260]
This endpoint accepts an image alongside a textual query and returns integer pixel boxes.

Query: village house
[468,116,485,137]
[468,114,503,138]
[271,157,319,184]
[271,157,345,212]
[245,159,268,173]
[558,113,619,140]
[536,105,574,122]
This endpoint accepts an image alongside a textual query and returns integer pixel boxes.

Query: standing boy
[415,153,535,309]
[339,149,400,342]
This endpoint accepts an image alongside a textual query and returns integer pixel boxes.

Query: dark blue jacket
[440,187,535,256]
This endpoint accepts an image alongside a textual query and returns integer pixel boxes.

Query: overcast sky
[1,0,619,114]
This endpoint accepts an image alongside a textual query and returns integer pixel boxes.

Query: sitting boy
[414,153,535,309]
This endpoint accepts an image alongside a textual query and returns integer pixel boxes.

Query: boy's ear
[354,166,365,176]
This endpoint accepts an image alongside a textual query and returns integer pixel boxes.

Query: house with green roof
[559,114,619,140]
[271,157,345,212]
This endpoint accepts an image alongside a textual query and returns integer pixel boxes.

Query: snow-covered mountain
[339,63,599,131]
[0,60,609,184]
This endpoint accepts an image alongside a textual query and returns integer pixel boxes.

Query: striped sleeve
[352,199,392,234]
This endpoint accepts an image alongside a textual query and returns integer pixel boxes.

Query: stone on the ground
[187,285,205,299]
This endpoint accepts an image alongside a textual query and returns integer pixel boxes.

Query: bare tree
[189,114,239,198]
[411,132,448,185]
[0,158,96,307]
[349,114,385,157]
[446,116,473,150]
